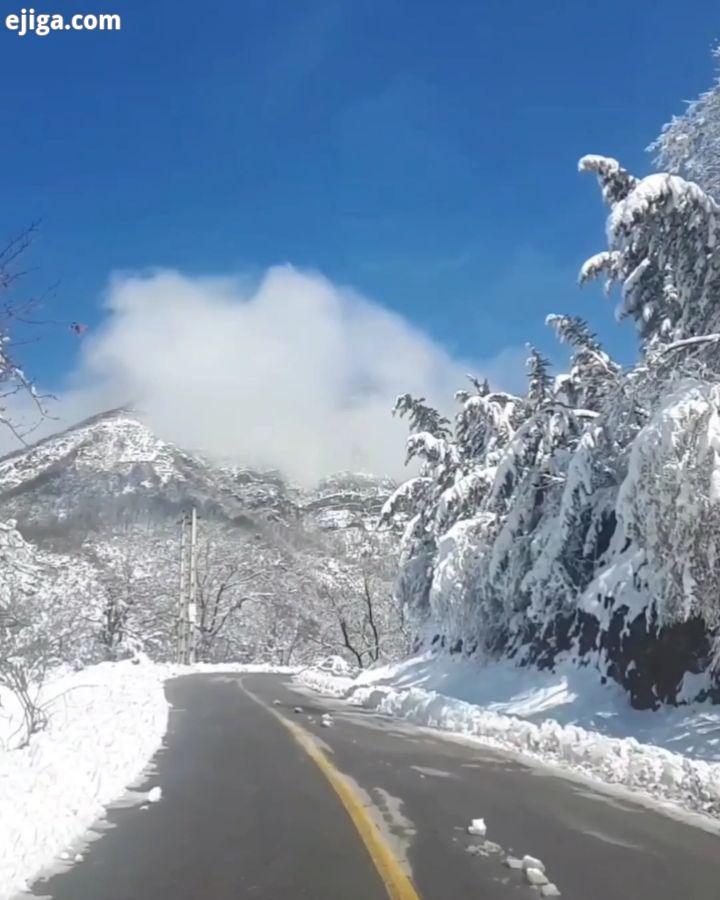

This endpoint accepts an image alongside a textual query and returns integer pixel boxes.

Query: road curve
[26,674,388,900]
[25,672,720,900]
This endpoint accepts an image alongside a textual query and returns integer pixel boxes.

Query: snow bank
[297,653,720,819]
[0,659,168,900]
[173,662,302,675]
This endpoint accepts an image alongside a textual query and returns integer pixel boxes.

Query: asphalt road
[25,673,720,900]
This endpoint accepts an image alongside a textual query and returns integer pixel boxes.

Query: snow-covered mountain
[0,408,393,542]
[0,408,401,668]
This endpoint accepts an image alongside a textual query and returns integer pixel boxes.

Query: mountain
[301,472,396,529]
[0,407,401,668]
[0,408,394,545]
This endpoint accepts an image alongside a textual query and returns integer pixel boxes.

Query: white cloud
[2,266,526,483]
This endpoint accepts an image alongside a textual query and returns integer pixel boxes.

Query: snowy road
[25,673,720,900]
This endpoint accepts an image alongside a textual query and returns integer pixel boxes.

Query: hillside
[0,409,402,667]
[0,407,392,538]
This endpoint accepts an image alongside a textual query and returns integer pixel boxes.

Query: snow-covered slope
[0,409,398,667]
[0,408,294,536]
[302,471,396,529]
[0,408,393,540]
[0,519,102,659]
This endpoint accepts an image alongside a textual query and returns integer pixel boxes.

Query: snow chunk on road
[147,786,162,803]
[541,884,562,897]
[467,817,487,836]
[0,659,168,900]
[525,867,549,886]
[467,840,502,857]
[320,713,334,728]
[522,854,545,872]
[504,857,523,869]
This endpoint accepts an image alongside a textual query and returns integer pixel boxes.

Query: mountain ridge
[0,407,396,543]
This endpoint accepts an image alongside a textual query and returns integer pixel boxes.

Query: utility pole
[188,506,198,665]
[177,512,188,664]
[176,508,199,665]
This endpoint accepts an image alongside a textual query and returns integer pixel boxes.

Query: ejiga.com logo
[5,8,121,37]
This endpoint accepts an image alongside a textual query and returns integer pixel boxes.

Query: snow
[525,867,549,886]
[467,817,487,836]
[522,855,545,872]
[610,173,715,233]
[176,662,301,675]
[297,653,720,819]
[315,655,355,676]
[0,412,183,493]
[578,154,623,176]
[147,786,162,803]
[467,839,502,857]
[0,659,168,900]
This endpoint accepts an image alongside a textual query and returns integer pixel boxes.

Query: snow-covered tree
[191,525,293,663]
[0,227,48,443]
[82,523,177,660]
[650,46,720,200]
[382,143,720,704]
[546,314,619,410]
[393,393,451,438]
[0,521,101,744]
[526,347,553,408]
[579,155,720,349]
[302,528,406,667]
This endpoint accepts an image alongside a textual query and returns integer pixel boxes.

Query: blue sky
[1,0,719,392]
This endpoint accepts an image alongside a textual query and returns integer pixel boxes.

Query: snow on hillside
[0,519,102,657]
[297,653,720,821]
[0,408,245,534]
[0,407,393,535]
[0,407,400,668]
[0,408,184,492]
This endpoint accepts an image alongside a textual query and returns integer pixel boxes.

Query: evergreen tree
[382,143,720,700]
[393,393,451,438]
[526,347,553,408]
[650,46,720,200]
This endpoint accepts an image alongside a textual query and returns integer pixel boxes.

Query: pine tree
[650,46,720,200]
[546,314,619,410]
[392,394,451,438]
[580,155,720,348]
[526,347,553,408]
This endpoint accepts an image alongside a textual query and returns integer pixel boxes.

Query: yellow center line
[240,679,421,900]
